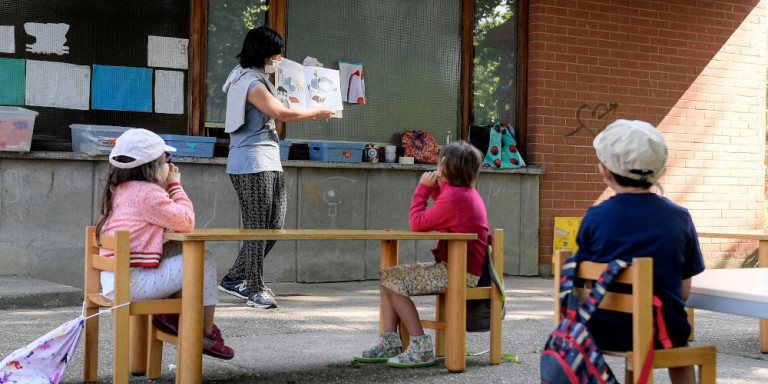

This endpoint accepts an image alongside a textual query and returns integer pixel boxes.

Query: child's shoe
[202,324,235,360]
[152,314,179,335]
[386,334,435,368]
[354,332,402,363]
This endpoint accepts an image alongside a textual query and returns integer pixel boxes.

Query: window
[201,0,524,150]
[206,1,268,125]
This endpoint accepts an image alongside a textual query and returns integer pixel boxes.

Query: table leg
[445,239,467,373]
[380,240,399,335]
[177,240,205,384]
[760,240,768,353]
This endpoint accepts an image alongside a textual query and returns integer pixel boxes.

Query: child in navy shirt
[574,119,705,384]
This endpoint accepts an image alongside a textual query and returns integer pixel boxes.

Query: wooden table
[163,229,478,383]
[692,231,768,352]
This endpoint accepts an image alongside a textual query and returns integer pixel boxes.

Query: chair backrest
[84,226,132,305]
[553,250,654,381]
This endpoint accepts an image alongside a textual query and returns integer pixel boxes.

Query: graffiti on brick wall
[566,102,618,137]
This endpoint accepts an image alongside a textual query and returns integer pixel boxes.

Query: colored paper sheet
[92,65,152,112]
[0,25,14,53]
[0,58,25,105]
[23,22,69,55]
[25,60,90,110]
[339,61,366,104]
[155,70,184,114]
[147,36,189,69]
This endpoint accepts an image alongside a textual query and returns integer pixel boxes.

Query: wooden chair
[554,250,717,384]
[404,228,504,364]
[83,226,181,383]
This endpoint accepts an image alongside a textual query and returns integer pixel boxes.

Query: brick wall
[527,0,767,272]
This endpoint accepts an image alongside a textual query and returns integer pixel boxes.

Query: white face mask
[264,57,281,74]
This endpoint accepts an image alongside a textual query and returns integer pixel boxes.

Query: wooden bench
[162,229,477,383]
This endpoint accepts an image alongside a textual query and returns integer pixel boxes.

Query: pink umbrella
[0,315,85,384]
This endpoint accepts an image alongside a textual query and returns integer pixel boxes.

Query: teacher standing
[220,26,333,309]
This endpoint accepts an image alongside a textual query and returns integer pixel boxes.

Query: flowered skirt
[380,261,480,296]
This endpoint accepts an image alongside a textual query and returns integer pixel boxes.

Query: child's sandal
[202,324,235,360]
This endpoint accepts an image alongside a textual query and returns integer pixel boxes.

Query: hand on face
[419,170,439,188]
[166,163,181,185]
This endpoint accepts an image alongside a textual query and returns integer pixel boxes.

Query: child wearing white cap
[97,128,234,360]
[573,120,705,383]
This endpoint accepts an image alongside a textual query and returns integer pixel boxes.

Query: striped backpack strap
[577,258,629,323]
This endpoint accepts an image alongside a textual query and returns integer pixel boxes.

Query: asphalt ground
[1,277,768,383]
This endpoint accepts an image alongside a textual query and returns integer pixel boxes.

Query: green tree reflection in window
[474,0,517,125]
[206,1,269,125]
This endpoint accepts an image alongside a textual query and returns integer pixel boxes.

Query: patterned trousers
[227,171,287,291]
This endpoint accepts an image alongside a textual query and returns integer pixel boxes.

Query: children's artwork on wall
[339,61,366,104]
[275,57,343,116]
[92,65,152,112]
[0,58,25,105]
[155,70,184,114]
[0,25,14,53]
[25,60,89,110]
[24,23,69,55]
[147,35,188,70]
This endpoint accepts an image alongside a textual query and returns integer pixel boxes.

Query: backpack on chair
[540,256,624,384]
[466,244,506,332]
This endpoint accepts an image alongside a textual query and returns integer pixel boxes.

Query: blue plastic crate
[279,140,292,160]
[308,142,365,162]
[158,134,216,157]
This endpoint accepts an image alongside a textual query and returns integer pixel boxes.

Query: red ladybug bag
[401,130,439,164]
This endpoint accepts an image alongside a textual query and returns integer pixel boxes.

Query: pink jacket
[409,182,489,277]
[99,181,194,267]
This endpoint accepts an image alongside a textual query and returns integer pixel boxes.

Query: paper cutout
[147,36,189,69]
[155,70,184,114]
[275,58,343,117]
[0,25,14,53]
[302,56,323,67]
[0,58,25,105]
[92,65,152,112]
[339,61,366,104]
[24,23,69,55]
[25,60,89,110]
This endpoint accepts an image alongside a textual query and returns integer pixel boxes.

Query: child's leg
[669,366,695,384]
[381,286,424,336]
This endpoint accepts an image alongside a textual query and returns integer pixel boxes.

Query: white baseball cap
[109,128,176,169]
[593,119,667,184]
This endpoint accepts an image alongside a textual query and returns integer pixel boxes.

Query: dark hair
[610,171,653,189]
[95,155,165,237]
[237,26,285,69]
[439,141,483,187]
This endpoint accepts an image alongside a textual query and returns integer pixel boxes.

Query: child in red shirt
[355,141,489,367]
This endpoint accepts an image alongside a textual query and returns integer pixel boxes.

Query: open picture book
[275,58,343,118]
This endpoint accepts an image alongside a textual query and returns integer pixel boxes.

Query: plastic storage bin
[279,140,292,161]
[307,142,365,162]
[70,124,131,155]
[0,106,38,152]
[158,134,216,157]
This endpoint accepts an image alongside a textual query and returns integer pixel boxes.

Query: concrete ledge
[0,277,83,309]
[0,151,545,174]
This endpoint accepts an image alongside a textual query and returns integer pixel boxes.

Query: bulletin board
[0,0,190,150]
